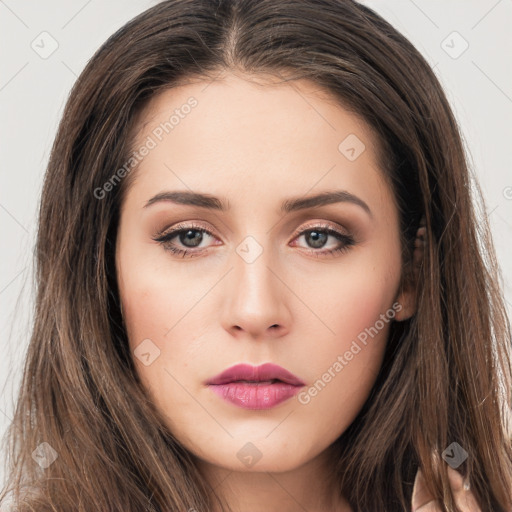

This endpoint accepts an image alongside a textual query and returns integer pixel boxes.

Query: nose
[220,239,292,340]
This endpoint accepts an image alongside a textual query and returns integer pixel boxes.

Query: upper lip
[206,363,305,386]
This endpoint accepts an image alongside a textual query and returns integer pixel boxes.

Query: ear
[394,219,426,322]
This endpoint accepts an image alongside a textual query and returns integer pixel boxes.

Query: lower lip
[208,382,303,410]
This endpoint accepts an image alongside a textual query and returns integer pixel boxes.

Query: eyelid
[290,220,350,240]
[155,220,217,239]
[155,219,349,242]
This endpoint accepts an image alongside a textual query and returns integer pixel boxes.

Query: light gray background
[1,0,511,489]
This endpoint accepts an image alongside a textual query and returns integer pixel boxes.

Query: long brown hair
[2,1,511,510]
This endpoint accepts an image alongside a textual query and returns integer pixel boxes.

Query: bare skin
[116,71,480,511]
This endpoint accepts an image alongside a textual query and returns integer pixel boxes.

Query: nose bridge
[221,233,290,337]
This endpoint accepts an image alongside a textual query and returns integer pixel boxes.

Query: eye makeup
[152,220,356,259]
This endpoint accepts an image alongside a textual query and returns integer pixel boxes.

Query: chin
[196,440,315,474]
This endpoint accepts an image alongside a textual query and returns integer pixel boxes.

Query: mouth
[205,364,305,410]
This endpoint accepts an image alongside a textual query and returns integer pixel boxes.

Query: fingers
[446,466,481,511]
[412,468,439,511]
[411,466,481,512]
[414,500,442,512]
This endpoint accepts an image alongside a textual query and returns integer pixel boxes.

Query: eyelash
[152,222,355,259]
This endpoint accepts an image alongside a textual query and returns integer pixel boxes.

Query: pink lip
[206,363,305,410]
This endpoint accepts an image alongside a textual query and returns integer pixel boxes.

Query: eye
[152,222,219,258]
[290,223,355,257]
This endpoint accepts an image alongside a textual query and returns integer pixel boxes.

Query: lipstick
[205,363,305,410]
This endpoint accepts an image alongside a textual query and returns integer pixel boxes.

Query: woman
[1,0,511,510]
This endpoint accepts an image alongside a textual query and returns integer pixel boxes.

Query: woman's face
[116,72,414,474]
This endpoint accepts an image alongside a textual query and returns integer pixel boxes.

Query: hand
[411,466,481,511]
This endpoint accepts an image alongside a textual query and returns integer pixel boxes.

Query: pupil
[180,229,203,247]
[307,230,327,249]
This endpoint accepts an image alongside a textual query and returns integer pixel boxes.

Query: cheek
[118,274,203,429]
[117,227,201,346]
[297,244,401,352]
[119,267,197,356]
[292,252,401,435]
[326,268,396,343]
[116,237,186,384]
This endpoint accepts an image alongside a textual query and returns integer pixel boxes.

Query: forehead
[123,72,393,214]
[132,72,381,153]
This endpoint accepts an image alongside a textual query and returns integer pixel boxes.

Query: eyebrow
[143,190,372,217]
